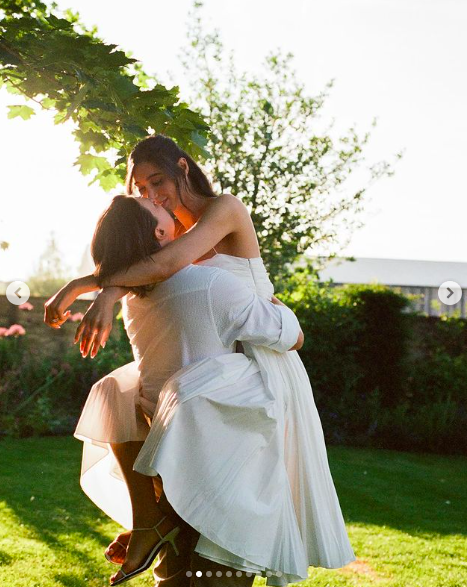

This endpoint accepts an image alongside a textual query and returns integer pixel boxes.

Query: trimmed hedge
[279,271,467,456]
[1,278,466,456]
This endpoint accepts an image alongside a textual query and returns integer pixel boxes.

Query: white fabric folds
[134,353,309,583]
[74,361,147,530]
[74,254,356,586]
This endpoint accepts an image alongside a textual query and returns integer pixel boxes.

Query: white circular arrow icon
[438,281,462,306]
[6,281,31,306]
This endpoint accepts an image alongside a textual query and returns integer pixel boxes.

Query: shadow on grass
[0,435,466,587]
[0,435,119,586]
[0,548,13,565]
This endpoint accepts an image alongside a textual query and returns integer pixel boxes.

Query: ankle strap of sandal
[132,515,167,533]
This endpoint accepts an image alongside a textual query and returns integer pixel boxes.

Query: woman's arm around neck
[100,194,248,288]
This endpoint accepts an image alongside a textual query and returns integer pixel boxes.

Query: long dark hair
[125,135,218,207]
[91,196,161,297]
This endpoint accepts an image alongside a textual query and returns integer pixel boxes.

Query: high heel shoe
[110,516,180,586]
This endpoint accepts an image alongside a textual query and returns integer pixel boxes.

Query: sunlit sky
[1,0,466,282]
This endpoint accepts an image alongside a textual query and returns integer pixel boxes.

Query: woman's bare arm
[44,195,246,329]
[99,195,244,287]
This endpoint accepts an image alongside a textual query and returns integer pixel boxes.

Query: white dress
[74,254,356,586]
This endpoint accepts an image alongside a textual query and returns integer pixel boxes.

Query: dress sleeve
[208,269,300,353]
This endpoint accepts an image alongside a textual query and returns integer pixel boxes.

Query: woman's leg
[109,441,180,582]
[155,475,190,529]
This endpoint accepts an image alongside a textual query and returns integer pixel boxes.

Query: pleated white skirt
[74,351,356,585]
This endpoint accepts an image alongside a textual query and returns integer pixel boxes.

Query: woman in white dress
[75,195,305,586]
[45,135,356,585]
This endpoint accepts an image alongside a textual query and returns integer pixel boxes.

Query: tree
[1,0,401,283]
[180,2,402,280]
[0,0,210,191]
[27,232,71,296]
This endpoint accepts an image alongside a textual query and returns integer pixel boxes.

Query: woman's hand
[270,295,304,351]
[270,295,286,307]
[43,281,79,328]
[44,275,100,329]
[74,287,128,358]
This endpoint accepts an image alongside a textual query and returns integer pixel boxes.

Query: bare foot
[110,517,178,584]
[105,530,131,565]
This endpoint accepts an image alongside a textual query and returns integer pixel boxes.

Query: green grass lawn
[0,437,465,587]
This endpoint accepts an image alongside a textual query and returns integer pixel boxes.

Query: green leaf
[0,0,209,198]
[41,97,55,109]
[108,74,140,99]
[122,124,148,138]
[190,129,209,147]
[74,153,110,175]
[73,128,109,152]
[0,46,21,66]
[59,83,91,122]
[81,99,118,112]
[7,105,36,120]
[46,14,73,30]
[5,83,23,96]
[95,169,122,192]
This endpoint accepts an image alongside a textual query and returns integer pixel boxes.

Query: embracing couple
[44,135,356,586]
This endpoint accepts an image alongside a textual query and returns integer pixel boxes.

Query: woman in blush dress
[45,134,356,586]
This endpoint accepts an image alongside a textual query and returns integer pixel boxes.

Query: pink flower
[69,312,84,323]
[0,327,8,337]
[5,324,26,336]
[18,302,34,311]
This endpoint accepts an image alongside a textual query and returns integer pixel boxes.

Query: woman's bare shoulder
[213,193,250,217]
[201,194,253,237]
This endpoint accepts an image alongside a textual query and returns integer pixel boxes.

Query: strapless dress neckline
[202,253,262,263]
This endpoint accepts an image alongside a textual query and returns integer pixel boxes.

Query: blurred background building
[317,257,466,318]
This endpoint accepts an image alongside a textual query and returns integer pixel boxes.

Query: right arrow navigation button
[438,281,462,306]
